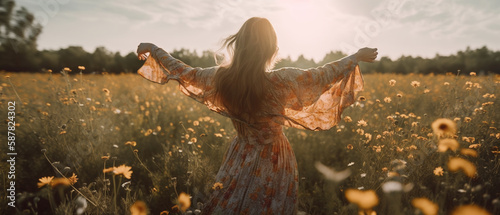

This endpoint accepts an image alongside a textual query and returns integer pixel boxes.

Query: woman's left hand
[137,43,155,60]
[355,47,378,63]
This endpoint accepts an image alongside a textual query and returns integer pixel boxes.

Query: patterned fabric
[138,46,363,214]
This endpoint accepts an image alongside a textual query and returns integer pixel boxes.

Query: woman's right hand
[355,48,378,62]
[137,43,156,60]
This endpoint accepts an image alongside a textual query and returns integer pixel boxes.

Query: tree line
[1,0,499,74]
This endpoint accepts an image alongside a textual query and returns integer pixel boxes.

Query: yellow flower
[178,192,191,212]
[357,120,368,127]
[433,167,444,176]
[460,149,478,157]
[492,146,500,154]
[412,197,438,215]
[346,144,354,150]
[344,116,352,122]
[113,165,133,179]
[101,155,110,160]
[469,72,476,76]
[63,67,72,72]
[103,167,114,173]
[171,205,179,213]
[448,157,476,178]
[388,171,399,177]
[345,189,379,210]
[384,97,391,103]
[411,81,421,88]
[212,182,224,190]
[468,144,481,149]
[451,205,491,215]
[51,178,71,188]
[68,173,78,185]
[464,117,472,123]
[437,139,460,152]
[130,200,148,215]
[125,141,137,147]
[356,128,364,135]
[358,96,366,101]
[78,66,86,70]
[431,118,456,138]
[37,176,54,188]
[389,79,396,86]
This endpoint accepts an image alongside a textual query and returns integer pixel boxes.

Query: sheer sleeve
[137,46,223,112]
[268,55,363,131]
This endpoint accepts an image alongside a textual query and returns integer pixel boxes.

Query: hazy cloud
[15,0,500,59]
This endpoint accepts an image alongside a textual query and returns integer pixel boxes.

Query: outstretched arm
[270,47,377,130]
[272,47,378,103]
[354,47,378,63]
[137,43,156,61]
[136,42,218,103]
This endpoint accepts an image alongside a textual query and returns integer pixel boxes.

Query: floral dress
[138,46,363,214]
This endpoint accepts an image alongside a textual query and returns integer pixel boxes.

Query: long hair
[214,17,278,119]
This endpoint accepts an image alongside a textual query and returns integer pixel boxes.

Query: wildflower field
[0,70,499,215]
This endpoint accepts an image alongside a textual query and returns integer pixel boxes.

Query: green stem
[130,145,153,175]
[113,174,117,214]
[48,188,56,212]
[103,160,107,197]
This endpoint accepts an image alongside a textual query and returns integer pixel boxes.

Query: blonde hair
[214,17,278,119]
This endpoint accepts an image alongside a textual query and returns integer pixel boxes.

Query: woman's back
[136,17,377,214]
[137,47,362,214]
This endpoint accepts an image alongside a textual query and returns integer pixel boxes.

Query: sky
[16,0,500,61]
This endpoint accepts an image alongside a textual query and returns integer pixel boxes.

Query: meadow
[0,70,499,215]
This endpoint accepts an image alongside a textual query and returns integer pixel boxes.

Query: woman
[137,17,377,214]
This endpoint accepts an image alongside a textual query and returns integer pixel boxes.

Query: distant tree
[36,49,59,70]
[57,46,90,71]
[294,54,316,68]
[0,0,42,71]
[90,46,114,72]
[110,52,125,73]
[123,52,142,73]
[318,51,346,66]
[275,56,294,69]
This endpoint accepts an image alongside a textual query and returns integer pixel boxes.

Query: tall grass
[0,71,498,214]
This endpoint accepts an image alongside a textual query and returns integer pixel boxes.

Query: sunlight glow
[270,0,357,60]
